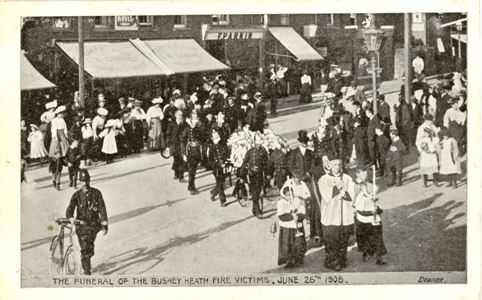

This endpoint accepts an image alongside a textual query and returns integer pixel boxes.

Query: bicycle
[49,218,83,275]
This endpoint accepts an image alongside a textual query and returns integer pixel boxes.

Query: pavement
[21,90,466,279]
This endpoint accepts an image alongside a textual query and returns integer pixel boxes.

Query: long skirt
[147,118,163,151]
[355,219,387,257]
[299,83,312,103]
[132,120,144,152]
[30,137,48,159]
[278,226,307,266]
[49,130,69,157]
[419,151,439,175]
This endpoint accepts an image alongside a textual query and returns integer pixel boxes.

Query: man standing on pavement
[182,110,203,194]
[240,133,268,218]
[265,78,278,117]
[66,169,108,275]
[395,95,415,149]
[167,110,187,182]
[318,156,355,271]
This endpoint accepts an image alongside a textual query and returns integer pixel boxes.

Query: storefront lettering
[216,32,254,40]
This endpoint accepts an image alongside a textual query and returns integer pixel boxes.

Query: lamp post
[363,28,383,115]
[78,16,85,108]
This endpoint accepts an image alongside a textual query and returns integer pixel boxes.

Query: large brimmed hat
[254,92,262,101]
[54,105,66,115]
[29,124,39,130]
[45,100,58,110]
[82,118,92,124]
[98,94,106,102]
[134,99,143,106]
[240,93,249,100]
[297,130,309,143]
[97,107,108,116]
[152,97,163,104]
[172,89,181,96]
[105,119,116,128]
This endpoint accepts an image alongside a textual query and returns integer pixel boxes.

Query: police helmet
[78,169,91,183]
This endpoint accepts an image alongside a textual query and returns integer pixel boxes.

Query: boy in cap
[65,139,82,188]
[386,129,407,186]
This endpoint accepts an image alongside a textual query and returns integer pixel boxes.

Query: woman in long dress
[28,124,48,163]
[99,120,118,164]
[415,113,440,187]
[146,97,164,151]
[439,128,461,188]
[49,106,70,157]
[443,97,466,155]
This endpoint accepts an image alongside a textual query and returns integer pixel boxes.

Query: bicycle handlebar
[55,218,85,225]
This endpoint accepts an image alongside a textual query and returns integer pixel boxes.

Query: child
[354,167,387,265]
[375,126,390,177]
[386,129,407,186]
[99,120,118,164]
[277,175,309,268]
[65,140,82,188]
[439,128,461,188]
[49,150,67,191]
[81,118,94,167]
[28,124,48,165]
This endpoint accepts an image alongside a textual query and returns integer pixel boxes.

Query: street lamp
[362,28,383,115]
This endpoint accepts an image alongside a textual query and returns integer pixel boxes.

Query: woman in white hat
[39,100,58,151]
[146,97,165,151]
[99,119,118,164]
[130,100,147,153]
[92,107,108,161]
[28,124,48,164]
[49,105,70,157]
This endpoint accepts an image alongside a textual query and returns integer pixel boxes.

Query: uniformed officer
[166,109,188,181]
[208,129,230,207]
[240,133,268,218]
[181,109,203,194]
[65,169,108,275]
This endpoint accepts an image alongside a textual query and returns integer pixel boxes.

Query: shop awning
[21,53,56,91]
[451,34,467,44]
[56,41,168,79]
[137,39,229,74]
[268,27,323,61]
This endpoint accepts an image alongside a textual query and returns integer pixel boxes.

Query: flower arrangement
[227,129,288,167]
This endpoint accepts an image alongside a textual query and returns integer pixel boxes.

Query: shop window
[174,15,187,28]
[212,15,229,25]
[250,14,264,25]
[280,14,290,25]
[94,16,114,28]
[350,13,357,26]
[328,14,334,25]
[138,16,153,27]
[52,17,71,30]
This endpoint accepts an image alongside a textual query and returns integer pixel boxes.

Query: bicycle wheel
[49,236,63,275]
[63,245,81,275]
[235,182,249,208]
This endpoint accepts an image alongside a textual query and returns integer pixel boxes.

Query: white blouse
[50,117,68,139]
[146,106,164,124]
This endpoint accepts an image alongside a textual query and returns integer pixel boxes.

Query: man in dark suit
[287,130,321,242]
[166,109,188,182]
[408,95,423,144]
[386,129,407,186]
[208,128,230,207]
[365,107,380,168]
[181,110,204,194]
[435,84,452,128]
[395,95,414,149]
[377,95,391,124]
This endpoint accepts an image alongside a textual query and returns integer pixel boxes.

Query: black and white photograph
[1,1,480,297]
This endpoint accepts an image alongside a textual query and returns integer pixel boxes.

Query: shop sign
[115,16,139,31]
[204,30,264,40]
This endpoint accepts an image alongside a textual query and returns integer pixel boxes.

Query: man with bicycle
[66,169,108,275]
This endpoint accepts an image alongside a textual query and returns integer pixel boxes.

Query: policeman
[65,169,108,275]
[240,133,268,218]
[181,109,203,194]
[208,129,230,207]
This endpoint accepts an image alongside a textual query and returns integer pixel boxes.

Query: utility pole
[78,16,85,108]
[404,13,411,103]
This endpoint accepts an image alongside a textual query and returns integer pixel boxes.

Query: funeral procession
[20,13,468,282]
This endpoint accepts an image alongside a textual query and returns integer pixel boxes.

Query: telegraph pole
[78,16,85,107]
[404,13,411,102]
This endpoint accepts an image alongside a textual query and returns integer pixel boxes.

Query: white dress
[415,123,440,175]
[439,138,461,175]
[28,130,48,159]
[99,128,118,154]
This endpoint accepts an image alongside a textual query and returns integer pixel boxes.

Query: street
[21,91,466,277]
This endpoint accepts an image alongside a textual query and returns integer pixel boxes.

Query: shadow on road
[265,192,466,274]
[21,198,186,251]
[93,215,254,275]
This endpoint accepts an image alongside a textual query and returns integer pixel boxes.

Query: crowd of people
[20,65,467,273]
